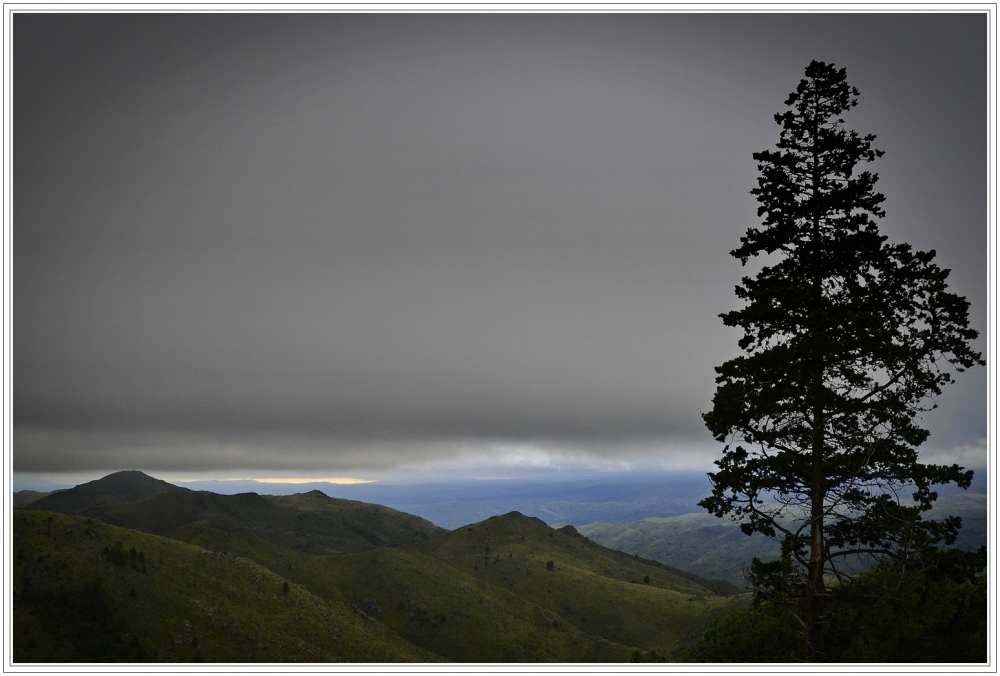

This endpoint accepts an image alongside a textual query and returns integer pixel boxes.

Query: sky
[11,12,990,486]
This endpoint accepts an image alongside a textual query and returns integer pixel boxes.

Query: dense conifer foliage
[700,60,983,658]
[683,547,987,662]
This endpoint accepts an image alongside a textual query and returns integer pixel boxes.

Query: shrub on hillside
[683,548,987,663]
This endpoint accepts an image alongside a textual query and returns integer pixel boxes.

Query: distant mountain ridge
[579,491,989,586]
[168,471,717,529]
[12,489,64,508]
[27,470,188,513]
[26,471,447,556]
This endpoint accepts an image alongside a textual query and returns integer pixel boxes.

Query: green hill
[15,472,752,662]
[579,513,771,586]
[12,510,442,663]
[579,492,987,587]
[13,489,63,508]
[286,543,635,661]
[27,471,189,514]
[89,489,447,555]
[416,512,746,657]
[140,508,747,661]
[31,475,447,556]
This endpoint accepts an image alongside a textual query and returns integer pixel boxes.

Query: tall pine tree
[701,60,983,660]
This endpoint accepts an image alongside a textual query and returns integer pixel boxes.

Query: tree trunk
[805,404,826,661]
[804,94,825,662]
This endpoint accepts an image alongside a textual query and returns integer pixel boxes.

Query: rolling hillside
[27,473,447,556]
[12,510,442,663]
[248,512,745,661]
[157,510,746,661]
[579,492,989,586]
[27,471,188,513]
[15,471,751,662]
[417,513,745,654]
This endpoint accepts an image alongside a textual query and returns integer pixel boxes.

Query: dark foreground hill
[168,510,745,660]
[415,512,744,654]
[15,506,745,663]
[15,472,749,662]
[27,471,189,513]
[12,510,441,662]
[27,472,447,556]
[273,511,745,661]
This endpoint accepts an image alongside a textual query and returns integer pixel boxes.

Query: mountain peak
[26,470,188,514]
[303,489,331,499]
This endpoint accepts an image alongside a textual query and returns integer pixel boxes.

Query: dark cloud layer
[13,13,988,474]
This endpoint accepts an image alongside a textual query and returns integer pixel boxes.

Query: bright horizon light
[250,477,374,485]
[167,476,376,485]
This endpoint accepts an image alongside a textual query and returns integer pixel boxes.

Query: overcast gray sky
[12,12,989,482]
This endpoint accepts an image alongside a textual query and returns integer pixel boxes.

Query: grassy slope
[290,546,633,662]
[28,471,188,514]
[417,512,747,657]
[78,489,447,556]
[579,513,772,586]
[580,493,989,587]
[13,490,61,508]
[18,476,754,663]
[108,516,641,662]
[13,510,442,663]
[131,509,749,661]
